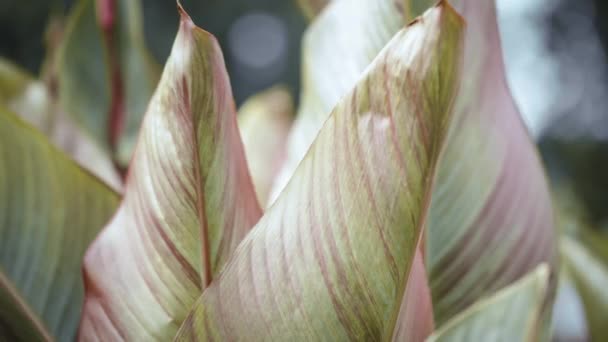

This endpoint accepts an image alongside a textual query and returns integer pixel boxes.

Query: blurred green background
[0,0,307,105]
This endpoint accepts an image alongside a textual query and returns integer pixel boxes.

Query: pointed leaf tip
[175,5,464,340]
[78,8,261,340]
[176,0,192,24]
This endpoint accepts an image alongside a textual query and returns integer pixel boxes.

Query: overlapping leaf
[427,264,551,341]
[238,86,294,206]
[79,7,262,340]
[285,0,557,327]
[0,58,121,190]
[417,0,557,325]
[175,4,463,340]
[392,246,434,341]
[561,236,608,340]
[57,0,159,165]
[0,109,119,341]
[269,0,410,205]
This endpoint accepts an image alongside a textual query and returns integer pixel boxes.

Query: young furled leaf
[0,109,119,341]
[423,0,557,325]
[238,86,294,206]
[427,264,551,342]
[175,4,463,340]
[79,6,262,341]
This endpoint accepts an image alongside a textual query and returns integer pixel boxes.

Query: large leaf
[0,58,122,190]
[423,0,557,324]
[238,86,294,206]
[79,6,262,340]
[269,0,410,205]
[175,4,463,340]
[0,109,119,341]
[561,236,608,341]
[427,264,551,341]
[57,0,159,165]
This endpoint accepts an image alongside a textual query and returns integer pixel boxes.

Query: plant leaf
[268,0,410,205]
[79,7,262,340]
[0,109,119,341]
[423,0,557,324]
[392,246,434,341]
[0,58,122,191]
[296,0,331,20]
[238,86,294,207]
[561,236,608,340]
[175,4,463,340]
[426,264,551,342]
[57,0,159,165]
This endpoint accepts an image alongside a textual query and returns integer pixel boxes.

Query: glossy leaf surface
[176,4,462,340]
[0,109,119,341]
[79,7,262,341]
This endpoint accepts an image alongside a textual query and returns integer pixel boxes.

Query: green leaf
[57,0,110,149]
[269,0,411,205]
[0,58,31,104]
[561,236,608,341]
[0,109,119,341]
[108,0,162,165]
[0,58,122,191]
[78,6,262,340]
[57,0,159,165]
[175,4,463,340]
[238,86,294,206]
[424,0,557,324]
[427,264,551,342]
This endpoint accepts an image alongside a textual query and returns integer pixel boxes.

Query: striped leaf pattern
[79,7,262,341]
[175,4,463,340]
[0,110,119,341]
[424,0,557,324]
[427,264,551,341]
[269,0,409,205]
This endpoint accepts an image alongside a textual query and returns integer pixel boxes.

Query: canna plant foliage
[7,0,604,340]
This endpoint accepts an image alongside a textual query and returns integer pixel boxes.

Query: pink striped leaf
[422,0,557,325]
[275,0,557,327]
[269,0,412,205]
[78,6,262,341]
[175,3,463,340]
[427,264,551,341]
